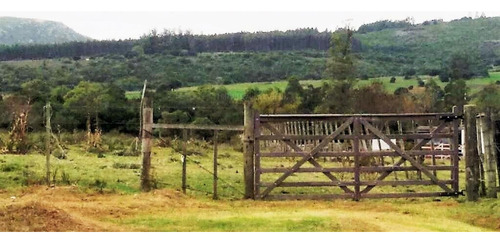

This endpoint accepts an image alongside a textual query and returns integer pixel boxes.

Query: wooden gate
[253,111,462,200]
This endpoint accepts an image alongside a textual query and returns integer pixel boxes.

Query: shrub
[389,77,396,83]
[394,87,409,95]
[91,179,107,193]
[418,80,425,87]
[61,170,71,185]
[439,71,450,82]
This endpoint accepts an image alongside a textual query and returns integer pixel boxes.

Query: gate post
[480,112,498,198]
[353,117,361,201]
[243,102,255,199]
[464,105,480,201]
[141,94,153,192]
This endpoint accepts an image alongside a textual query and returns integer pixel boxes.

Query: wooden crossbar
[258,118,354,199]
[360,119,453,193]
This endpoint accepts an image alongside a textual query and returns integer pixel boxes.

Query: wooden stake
[243,102,255,199]
[480,112,498,198]
[213,130,218,200]
[45,102,52,186]
[141,95,153,192]
[182,129,188,194]
[464,105,480,201]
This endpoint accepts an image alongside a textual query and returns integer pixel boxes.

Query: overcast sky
[1,1,499,40]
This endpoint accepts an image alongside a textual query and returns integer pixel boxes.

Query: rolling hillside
[0,16,499,93]
[0,17,90,45]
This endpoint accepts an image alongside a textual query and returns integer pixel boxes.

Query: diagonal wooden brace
[360,122,449,194]
[259,118,354,198]
[361,119,453,193]
[263,122,354,194]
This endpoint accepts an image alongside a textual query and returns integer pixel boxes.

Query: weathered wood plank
[360,119,454,193]
[259,166,453,173]
[260,150,455,158]
[153,123,244,131]
[258,118,354,198]
[260,180,454,187]
[263,194,355,200]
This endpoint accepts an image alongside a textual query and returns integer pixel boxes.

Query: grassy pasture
[0,133,499,231]
[125,72,500,100]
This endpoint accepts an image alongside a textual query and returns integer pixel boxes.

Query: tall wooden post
[243,102,255,199]
[451,106,460,193]
[45,102,52,185]
[182,129,188,194]
[480,112,498,198]
[464,105,480,201]
[141,95,153,192]
[213,130,218,200]
[353,117,361,201]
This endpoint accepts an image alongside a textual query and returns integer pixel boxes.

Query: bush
[112,162,141,169]
[439,71,450,82]
[418,80,425,87]
[389,77,396,83]
[408,85,414,90]
[394,87,409,95]
[496,80,500,85]
[91,179,107,193]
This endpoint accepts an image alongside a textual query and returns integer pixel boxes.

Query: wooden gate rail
[253,111,462,200]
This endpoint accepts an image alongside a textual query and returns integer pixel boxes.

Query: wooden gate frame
[253,111,462,200]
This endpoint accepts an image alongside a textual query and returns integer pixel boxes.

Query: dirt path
[0,186,495,232]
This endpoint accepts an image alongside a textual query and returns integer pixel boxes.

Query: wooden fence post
[353,117,361,201]
[480,112,498,198]
[182,129,188,194]
[141,95,153,192]
[213,130,218,200]
[243,102,255,199]
[44,102,52,186]
[464,105,480,201]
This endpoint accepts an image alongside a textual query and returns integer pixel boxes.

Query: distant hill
[354,16,500,76]
[0,17,90,45]
[0,16,499,93]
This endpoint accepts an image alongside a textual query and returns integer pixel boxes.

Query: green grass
[125,72,500,100]
[1,132,499,231]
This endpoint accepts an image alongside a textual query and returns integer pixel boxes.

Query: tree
[253,88,299,114]
[475,84,500,114]
[443,79,468,111]
[64,81,105,146]
[326,28,356,82]
[315,81,353,114]
[449,53,473,80]
[283,75,303,104]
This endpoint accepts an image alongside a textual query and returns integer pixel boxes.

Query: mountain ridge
[0,16,90,45]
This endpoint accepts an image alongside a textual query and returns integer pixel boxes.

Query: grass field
[125,72,500,100]
[0,133,499,232]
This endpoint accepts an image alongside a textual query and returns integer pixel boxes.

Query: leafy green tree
[443,79,468,111]
[315,81,353,114]
[475,84,500,114]
[64,81,105,130]
[448,53,473,80]
[326,28,356,82]
[242,87,261,101]
[283,76,304,104]
[424,79,445,112]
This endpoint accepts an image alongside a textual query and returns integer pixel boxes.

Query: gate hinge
[439,115,463,121]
